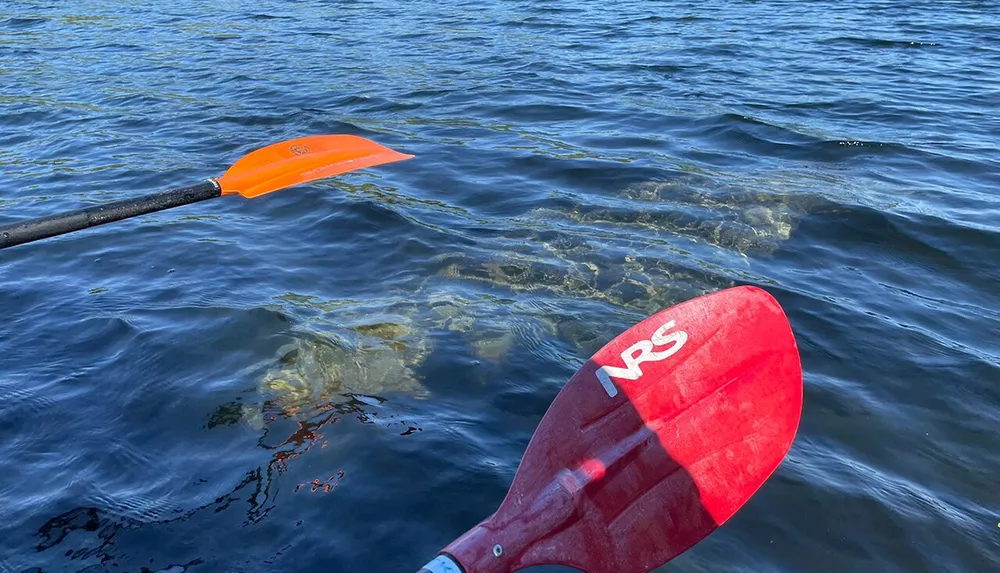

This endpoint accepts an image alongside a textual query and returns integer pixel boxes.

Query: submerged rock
[592,177,812,255]
[241,319,431,428]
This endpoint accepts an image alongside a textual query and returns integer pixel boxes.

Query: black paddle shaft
[0,179,221,250]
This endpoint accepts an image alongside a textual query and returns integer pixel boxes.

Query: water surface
[1,1,998,572]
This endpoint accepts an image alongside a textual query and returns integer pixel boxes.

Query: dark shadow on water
[26,391,396,570]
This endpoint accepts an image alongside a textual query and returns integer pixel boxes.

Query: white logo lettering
[596,321,687,397]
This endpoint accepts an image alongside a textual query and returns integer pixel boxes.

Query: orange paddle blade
[216,135,413,198]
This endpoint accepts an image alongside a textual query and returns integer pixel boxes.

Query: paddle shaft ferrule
[0,179,221,250]
[417,555,465,573]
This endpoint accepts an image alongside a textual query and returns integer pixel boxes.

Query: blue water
[2,1,998,571]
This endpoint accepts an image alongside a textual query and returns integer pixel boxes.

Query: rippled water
[2,1,998,572]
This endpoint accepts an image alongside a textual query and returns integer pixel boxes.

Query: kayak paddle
[418,285,803,573]
[0,134,413,250]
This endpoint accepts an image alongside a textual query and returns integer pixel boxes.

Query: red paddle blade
[440,285,802,573]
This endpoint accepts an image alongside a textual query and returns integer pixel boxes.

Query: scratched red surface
[442,285,803,573]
